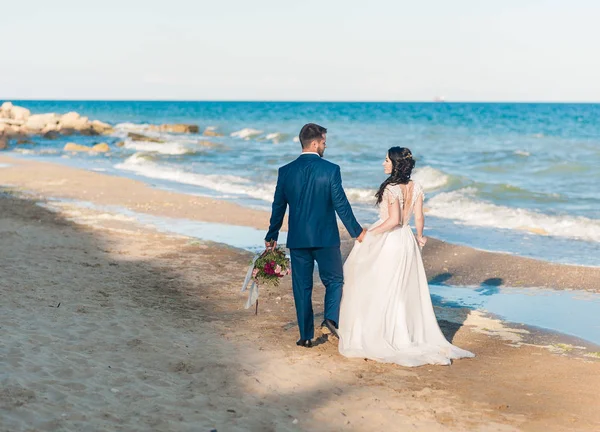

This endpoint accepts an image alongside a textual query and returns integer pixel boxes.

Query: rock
[0,124,23,136]
[59,112,113,135]
[11,105,31,122]
[59,128,77,136]
[25,113,60,133]
[0,102,30,122]
[1,105,113,137]
[43,130,60,140]
[64,143,89,152]
[0,118,25,126]
[92,143,110,152]
[90,120,113,135]
[0,101,13,112]
[148,124,199,134]
[127,132,164,143]
[0,136,7,150]
[64,142,109,153]
[60,112,89,130]
[115,141,125,147]
[79,128,100,136]
[203,127,223,137]
[16,138,33,144]
[41,123,61,134]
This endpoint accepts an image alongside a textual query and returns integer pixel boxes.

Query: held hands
[356,228,367,243]
[417,235,427,248]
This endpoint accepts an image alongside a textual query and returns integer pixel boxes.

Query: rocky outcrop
[147,124,199,134]
[26,113,60,133]
[0,102,114,138]
[0,136,7,150]
[63,142,110,153]
[91,143,110,152]
[59,112,90,130]
[203,127,223,137]
[127,132,164,143]
[0,102,30,122]
[43,131,60,140]
[90,120,113,135]
[0,122,27,137]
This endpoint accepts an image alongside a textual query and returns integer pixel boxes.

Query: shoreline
[1,154,599,293]
[31,188,597,343]
[2,178,600,431]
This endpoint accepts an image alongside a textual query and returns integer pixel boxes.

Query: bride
[338,147,474,366]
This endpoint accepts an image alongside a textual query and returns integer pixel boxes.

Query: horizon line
[2,98,600,104]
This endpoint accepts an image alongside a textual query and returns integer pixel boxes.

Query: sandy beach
[2,154,600,431]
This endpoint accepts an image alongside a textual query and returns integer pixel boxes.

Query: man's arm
[265,168,287,248]
[331,166,364,239]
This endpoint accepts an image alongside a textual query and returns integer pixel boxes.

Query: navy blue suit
[265,153,362,340]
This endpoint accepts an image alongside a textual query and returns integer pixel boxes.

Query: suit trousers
[289,247,344,340]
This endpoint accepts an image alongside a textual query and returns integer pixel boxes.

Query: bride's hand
[417,235,427,248]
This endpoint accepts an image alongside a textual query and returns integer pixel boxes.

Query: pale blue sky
[2,0,599,101]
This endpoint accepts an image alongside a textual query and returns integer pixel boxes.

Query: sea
[5,101,600,267]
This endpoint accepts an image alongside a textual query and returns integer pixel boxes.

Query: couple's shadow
[429,273,503,341]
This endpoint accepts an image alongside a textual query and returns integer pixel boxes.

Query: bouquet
[252,247,291,286]
[241,246,291,313]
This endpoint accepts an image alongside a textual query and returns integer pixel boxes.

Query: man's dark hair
[299,123,327,148]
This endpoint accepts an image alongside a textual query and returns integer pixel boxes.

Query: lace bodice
[379,181,424,225]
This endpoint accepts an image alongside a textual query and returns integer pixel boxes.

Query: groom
[265,123,366,348]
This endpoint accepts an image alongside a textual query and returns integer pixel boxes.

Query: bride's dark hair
[375,147,415,205]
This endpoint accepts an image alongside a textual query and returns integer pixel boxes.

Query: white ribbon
[241,254,260,309]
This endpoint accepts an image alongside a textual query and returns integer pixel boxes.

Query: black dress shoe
[296,339,313,348]
[321,319,339,339]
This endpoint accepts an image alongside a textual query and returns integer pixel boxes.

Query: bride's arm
[368,198,400,235]
[414,193,427,246]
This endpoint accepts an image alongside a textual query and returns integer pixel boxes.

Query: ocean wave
[534,162,591,175]
[427,188,600,242]
[263,132,289,143]
[122,139,193,155]
[345,166,450,204]
[13,149,60,155]
[412,166,450,191]
[230,128,263,140]
[346,188,376,203]
[114,122,151,133]
[115,154,276,201]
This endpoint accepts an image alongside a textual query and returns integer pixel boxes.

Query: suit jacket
[265,154,362,249]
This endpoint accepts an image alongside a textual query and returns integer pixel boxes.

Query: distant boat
[433,96,446,102]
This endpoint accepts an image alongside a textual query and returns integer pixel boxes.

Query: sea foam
[427,188,600,242]
[115,154,276,201]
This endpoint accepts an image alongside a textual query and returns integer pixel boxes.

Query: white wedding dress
[338,181,474,366]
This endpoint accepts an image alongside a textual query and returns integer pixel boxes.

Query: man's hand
[356,228,367,243]
[417,235,427,248]
[265,240,277,251]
